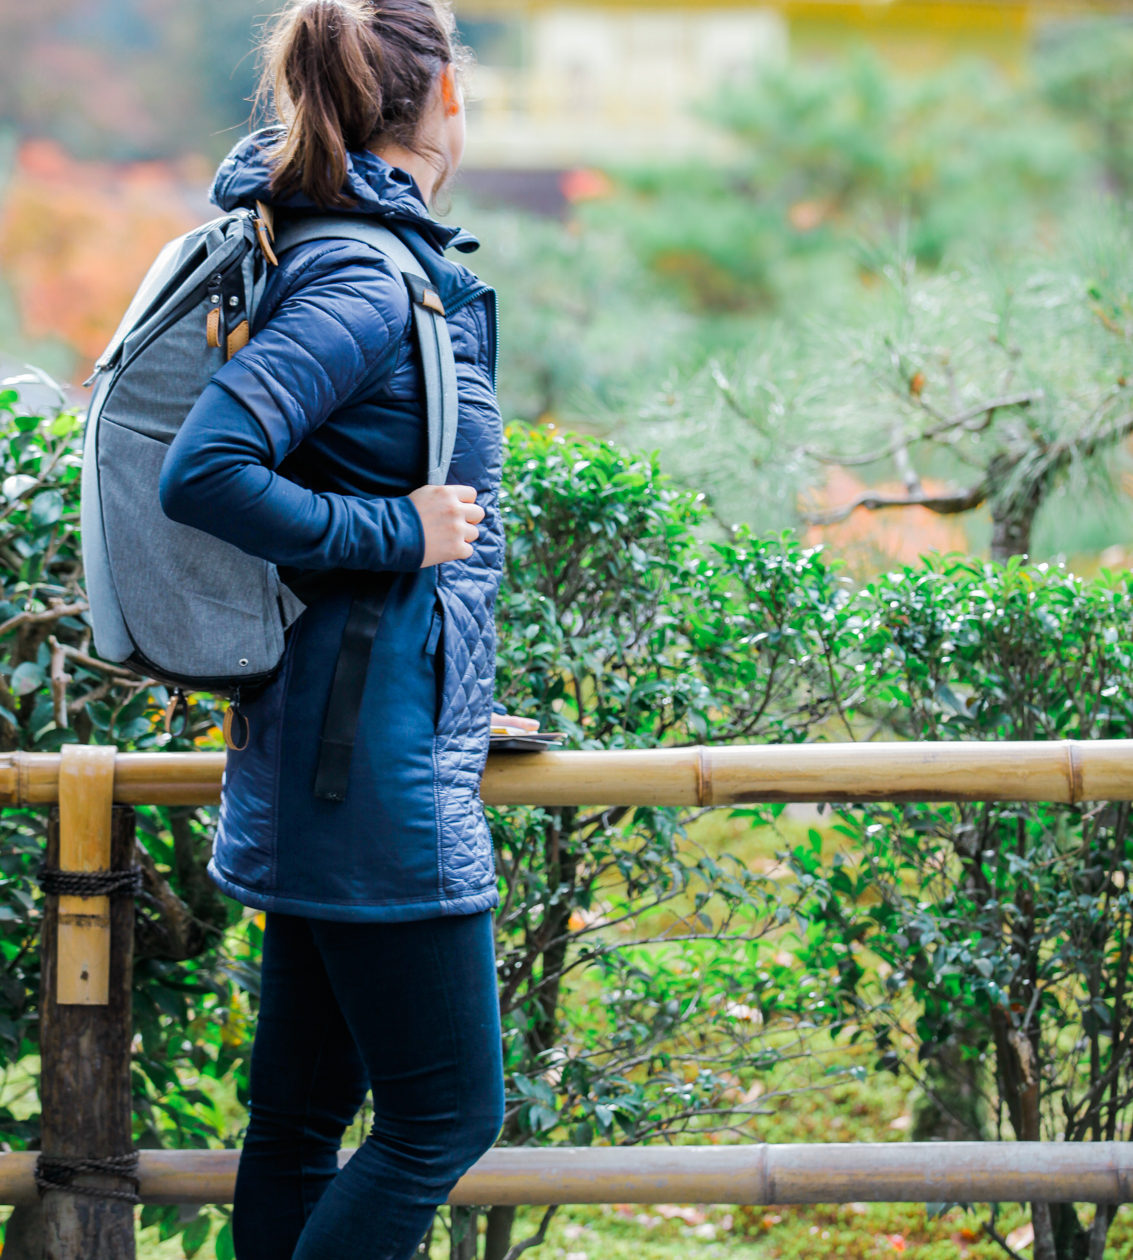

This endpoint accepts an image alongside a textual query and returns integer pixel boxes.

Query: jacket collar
[210,127,479,256]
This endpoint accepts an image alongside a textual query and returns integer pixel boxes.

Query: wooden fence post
[38,745,138,1260]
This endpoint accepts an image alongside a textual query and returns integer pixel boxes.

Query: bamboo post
[54,745,116,1005]
[39,746,137,1260]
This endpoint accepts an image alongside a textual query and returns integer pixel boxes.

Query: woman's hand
[409,484,486,567]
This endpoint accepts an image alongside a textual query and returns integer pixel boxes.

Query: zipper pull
[163,688,189,737]
[224,688,250,751]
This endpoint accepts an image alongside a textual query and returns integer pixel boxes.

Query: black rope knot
[34,1152,141,1203]
[36,865,143,898]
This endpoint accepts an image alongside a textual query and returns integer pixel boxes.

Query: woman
[159,1,533,1255]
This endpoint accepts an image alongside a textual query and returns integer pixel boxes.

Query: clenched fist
[408,484,485,567]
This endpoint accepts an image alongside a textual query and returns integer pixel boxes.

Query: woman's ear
[440,62,461,117]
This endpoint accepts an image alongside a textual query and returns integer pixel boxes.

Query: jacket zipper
[446,284,499,390]
[434,283,498,596]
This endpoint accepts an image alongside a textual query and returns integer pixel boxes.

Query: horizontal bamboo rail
[1,739,1131,808]
[1,1143,1130,1207]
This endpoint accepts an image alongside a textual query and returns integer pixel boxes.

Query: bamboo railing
[2,737,1131,808]
[0,1143,1130,1207]
[4,739,1133,1259]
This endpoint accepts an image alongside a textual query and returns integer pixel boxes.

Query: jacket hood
[210,127,479,255]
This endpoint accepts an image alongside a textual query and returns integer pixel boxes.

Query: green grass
[426,1200,1107,1260]
[119,1186,1133,1259]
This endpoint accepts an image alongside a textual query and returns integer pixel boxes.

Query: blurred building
[461,5,787,168]
[458,0,1133,170]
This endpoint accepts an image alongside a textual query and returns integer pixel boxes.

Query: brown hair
[256,0,470,209]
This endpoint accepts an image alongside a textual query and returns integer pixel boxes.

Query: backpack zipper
[87,222,252,383]
[125,644,277,694]
[96,257,245,381]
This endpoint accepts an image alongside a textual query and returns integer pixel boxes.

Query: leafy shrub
[491,422,859,1121]
[790,556,1133,1257]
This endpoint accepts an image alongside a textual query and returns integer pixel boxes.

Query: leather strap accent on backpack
[205,307,222,349]
[254,200,279,267]
[226,320,250,359]
[163,689,189,736]
[313,575,395,802]
[404,273,445,315]
[223,702,250,752]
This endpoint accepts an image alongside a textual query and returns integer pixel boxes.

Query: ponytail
[257,0,466,209]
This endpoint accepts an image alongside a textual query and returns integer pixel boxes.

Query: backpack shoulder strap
[274,216,458,487]
[272,216,462,805]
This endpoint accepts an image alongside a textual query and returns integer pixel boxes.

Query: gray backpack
[81,205,457,697]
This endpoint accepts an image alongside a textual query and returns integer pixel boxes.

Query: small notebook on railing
[489,726,565,753]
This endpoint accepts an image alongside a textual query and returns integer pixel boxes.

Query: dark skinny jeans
[233,910,505,1260]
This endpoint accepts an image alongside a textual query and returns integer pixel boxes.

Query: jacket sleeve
[159,242,425,573]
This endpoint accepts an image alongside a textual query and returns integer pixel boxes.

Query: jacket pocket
[425,600,444,726]
[424,604,443,656]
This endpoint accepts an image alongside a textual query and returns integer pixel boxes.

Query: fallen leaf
[1006,1222,1035,1250]
[655,1205,706,1225]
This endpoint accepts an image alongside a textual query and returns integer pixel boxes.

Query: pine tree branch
[1053,401,1133,466]
[803,484,987,526]
[801,393,1038,468]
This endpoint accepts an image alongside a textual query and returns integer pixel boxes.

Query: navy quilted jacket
[159,130,504,921]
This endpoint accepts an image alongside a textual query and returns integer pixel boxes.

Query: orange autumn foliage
[803,466,971,576]
[0,140,210,376]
